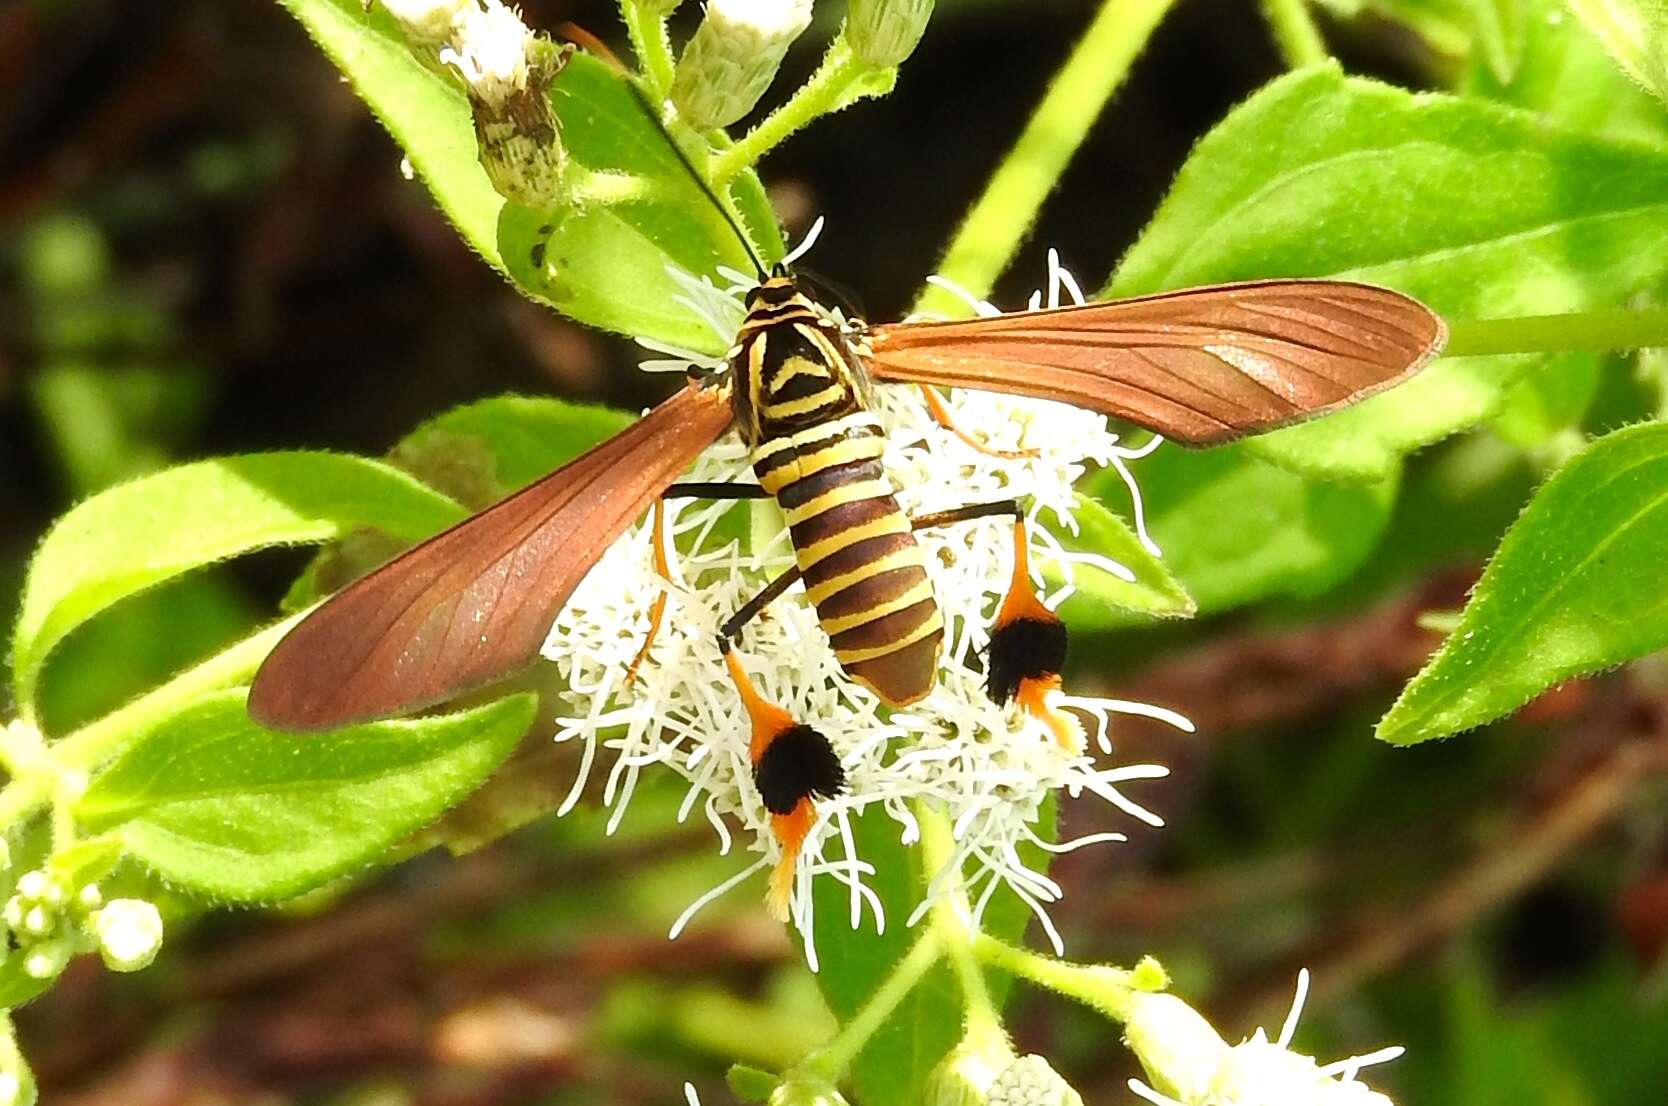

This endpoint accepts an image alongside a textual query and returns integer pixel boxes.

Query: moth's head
[745,271,800,310]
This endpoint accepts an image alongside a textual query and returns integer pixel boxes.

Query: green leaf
[77,690,535,899]
[1489,353,1604,447]
[1111,64,1668,481]
[396,394,633,502]
[809,807,1046,1106]
[1379,423,1668,743]
[1466,0,1668,143]
[11,453,464,717]
[1089,443,1398,614]
[496,54,784,353]
[278,0,507,270]
[1568,0,1668,103]
[1045,493,1194,631]
[1466,0,1526,83]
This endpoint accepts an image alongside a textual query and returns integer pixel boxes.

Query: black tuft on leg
[986,615,1068,705]
[753,725,846,815]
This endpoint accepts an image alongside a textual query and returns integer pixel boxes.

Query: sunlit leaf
[1380,423,1668,742]
[77,691,535,899]
[11,454,465,718]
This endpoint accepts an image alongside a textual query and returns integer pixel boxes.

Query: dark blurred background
[7,1,1668,1104]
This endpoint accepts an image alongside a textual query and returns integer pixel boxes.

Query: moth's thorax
[729,276,873,446]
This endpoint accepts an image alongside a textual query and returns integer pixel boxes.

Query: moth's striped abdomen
[736,281,944,706]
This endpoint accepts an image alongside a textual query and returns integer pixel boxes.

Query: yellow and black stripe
[731,277,943,706]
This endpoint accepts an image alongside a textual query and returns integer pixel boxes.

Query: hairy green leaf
[1047,492,1195,631]
[77,691,535,899]
[396,394,634,503]
[1111,64,1668,480]
[1380,423,1668,743]
[1088,443,1398,613]
[1568,0,1668,103]
[11,454,464,718]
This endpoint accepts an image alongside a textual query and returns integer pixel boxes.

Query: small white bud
[1122,991,1230,1104]
[24,941,71,980]
[1,898,20,931]
[92,899,164,972]
[671,0,814,127]
[0,1071,19,1106]
[14,872,47,901]
[987,1055,1083,1106]
[21,907,50,938]
[846,0,935,68]
[78,883,102,910]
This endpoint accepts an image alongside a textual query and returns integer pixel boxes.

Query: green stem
[800,927,944,1081]
[710,38,871,184]
[919,806,1004,1039]
[1445,307,1668,357]
[972,934,1138,1023]
[0,614,304,828]
[621,0,677,98]
[1259,0,1328,68]
[912,0,1180,318]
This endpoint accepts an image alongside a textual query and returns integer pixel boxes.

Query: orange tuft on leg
[767,799,815,921]
[1016,673,1084,753]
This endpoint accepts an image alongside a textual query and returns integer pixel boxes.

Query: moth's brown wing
[248,382,734,732]
[865,280,1446,446]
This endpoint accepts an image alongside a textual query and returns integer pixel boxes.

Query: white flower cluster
[541,231,1190,966]
[382,0,538,111]
[1126,971,1403,1106]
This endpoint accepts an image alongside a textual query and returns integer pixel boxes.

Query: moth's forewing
[248,382,734,732]
[865,280,1445,445]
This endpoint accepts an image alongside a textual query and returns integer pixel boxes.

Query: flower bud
[1122,991,1230,1104]
[381,0,468,49]
[845,0,934,68]
[767,1075,851,1106]
[92,898,164,972]
[465,39,572,210]
[23,940,71,981]
[671,0,813,127]
[928,1036,1008,1106]
[987,1055,1083,1106]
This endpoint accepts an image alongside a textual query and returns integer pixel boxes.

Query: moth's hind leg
[625,481,770,686]
[911,499,1080,751]
[715,568,844,920]
[917,384,1040,460]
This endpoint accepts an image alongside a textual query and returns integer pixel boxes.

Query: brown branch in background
[1222,679,1668,1026]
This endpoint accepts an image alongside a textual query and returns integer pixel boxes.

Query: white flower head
[1127,971,1404,1106]
[438,1,539,111]
[542,227,1188,967]
[671,0,815,127]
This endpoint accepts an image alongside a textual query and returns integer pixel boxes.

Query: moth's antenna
[626,84,769,280]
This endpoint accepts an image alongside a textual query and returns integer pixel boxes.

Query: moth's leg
[912,499,1080,751]
[917,384,1040,460]
[715,567,843,919]
[625,481,770,685]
